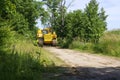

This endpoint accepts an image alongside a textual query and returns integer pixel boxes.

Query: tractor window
[42,30,48,34]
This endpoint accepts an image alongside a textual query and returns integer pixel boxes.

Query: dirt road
[44,47,120,80]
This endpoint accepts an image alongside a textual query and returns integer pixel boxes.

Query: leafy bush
[0,26,14,51]
[58,37,73,48]
[69,40,93,51]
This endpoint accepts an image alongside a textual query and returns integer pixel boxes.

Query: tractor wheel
[52,39,57,46]
[38,38,43,47]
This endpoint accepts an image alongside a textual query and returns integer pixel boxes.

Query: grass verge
[69,30,120,57]
[0,34,66,80]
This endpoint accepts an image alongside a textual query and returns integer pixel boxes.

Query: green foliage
[0,26,14,50]
[69,39,93,51]
[93,30,120,57]
[0,30,43,80]
[0,0,58,79]
[11,12,29,35]
[54,0,107,47]
[11,0,43,30]
[0,51,42,80]
[0,0,16,20]
[0,34,60,80]
[0,0,45,37]
[44,0,62,27]
[58,37,72,48]
[0,0,65,80]
[70,30,120,57]
[83,0,107,43]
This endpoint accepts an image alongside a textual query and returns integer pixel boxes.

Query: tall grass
[69,41,93,51]
[0,40,41,80]
[94,30,120,56]
[69,30,120,57]
[0,33,58,80]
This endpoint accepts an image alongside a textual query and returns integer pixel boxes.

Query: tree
[83,0,108,43]
[0,0,46,40]
[99,7,108,30]
[56,0,108,47]
[10,12,29,35]
[0,0,16,22]
[10,0,44,30]
[41,0,107,47]
[0,0,16,49]
[43,0,61,27]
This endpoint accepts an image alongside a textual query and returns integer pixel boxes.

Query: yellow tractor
[37,27,57,46]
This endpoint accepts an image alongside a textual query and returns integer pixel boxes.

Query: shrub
[0,26,14,51]
[69,40,93,51]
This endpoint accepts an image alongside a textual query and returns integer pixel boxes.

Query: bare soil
[43,47,120,80]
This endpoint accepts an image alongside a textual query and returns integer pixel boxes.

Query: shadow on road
[42,66,120,80]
